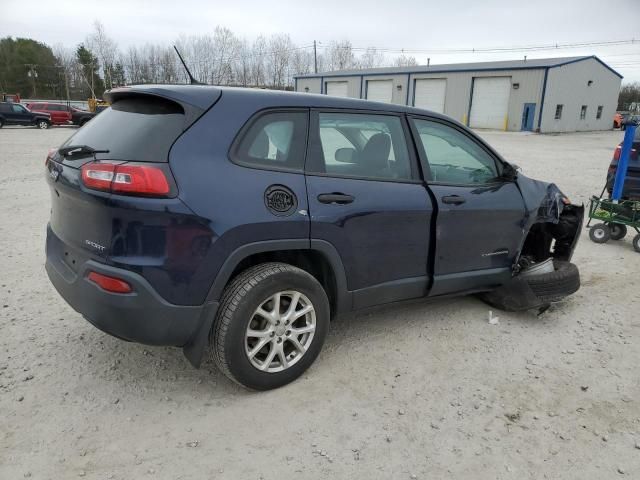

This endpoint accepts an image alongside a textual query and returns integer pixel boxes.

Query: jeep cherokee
[45,85,583,390]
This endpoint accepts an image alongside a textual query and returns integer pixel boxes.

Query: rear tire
[589,223,610,243]
[525,261,580,303]
[0,119,3,128]
[210,262,330,390]
[633,234,640,253]
[608,223,627,240]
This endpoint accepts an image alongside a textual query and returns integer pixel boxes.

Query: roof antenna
[173,45,202,85]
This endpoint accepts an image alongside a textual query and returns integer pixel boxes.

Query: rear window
[62,96,185,162]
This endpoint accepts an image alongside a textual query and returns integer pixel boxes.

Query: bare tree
[358,47,385,69]
[393,55,418,67]
[87,21,118,89]
[325,40,356,71]
[249,36,267,87]
[266,34,293,88]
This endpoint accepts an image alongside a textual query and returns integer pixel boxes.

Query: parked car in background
[27,102,96,126]
[607,126,640,199]
[45,85,583,390]
[0,102,51,128]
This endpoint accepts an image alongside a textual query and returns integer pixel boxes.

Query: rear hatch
[46,86,221,271]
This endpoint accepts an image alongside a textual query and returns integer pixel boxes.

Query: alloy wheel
[245,291,316,373]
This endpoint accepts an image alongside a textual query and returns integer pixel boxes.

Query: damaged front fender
[516,175,585,264]
[481,175,584,311]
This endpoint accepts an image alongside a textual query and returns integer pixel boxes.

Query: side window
[310,112,412,181]
[596,106,603,119]
[580,105,587,120]
[12,104,27,113]
[554,104,563,120]
[231,111,307,171]
[412,119,500,185]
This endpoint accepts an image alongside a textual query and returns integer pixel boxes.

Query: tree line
[0,21,419,101]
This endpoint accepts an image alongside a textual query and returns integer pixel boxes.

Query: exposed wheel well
[228,249,338,317]
[519,205,583,264]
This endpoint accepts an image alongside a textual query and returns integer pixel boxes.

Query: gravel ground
[1,126,638,479]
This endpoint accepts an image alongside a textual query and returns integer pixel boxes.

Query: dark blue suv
[45,85,583,390]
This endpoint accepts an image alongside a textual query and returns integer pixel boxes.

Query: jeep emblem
[264,185,297,217]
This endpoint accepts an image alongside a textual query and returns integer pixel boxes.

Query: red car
[26,102,96,127]
[27,102,73,125]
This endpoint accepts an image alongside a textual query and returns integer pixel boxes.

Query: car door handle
[317,193,355,204]
[442,195,466,205]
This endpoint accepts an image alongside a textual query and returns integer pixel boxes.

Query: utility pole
[26,65,38,98]
[91,61,95,99]
[64,70,70,103]
[313,40,318,74]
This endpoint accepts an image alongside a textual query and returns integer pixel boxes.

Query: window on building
[596,106,603,119]
[554,104,563,120]
[231,111,308,171]
[580,105,587,120]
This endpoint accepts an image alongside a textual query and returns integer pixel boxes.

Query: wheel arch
[205,239,350,316]
[183,239,350,369]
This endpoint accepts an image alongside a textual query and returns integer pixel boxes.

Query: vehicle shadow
[74,292,549,397]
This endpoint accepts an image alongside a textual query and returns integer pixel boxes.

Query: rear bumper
[46,226,213,347]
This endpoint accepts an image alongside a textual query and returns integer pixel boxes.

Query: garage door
[413,79,446,113]
[366,80,393,103]
[326,81,348,97]
[469,77,511,129]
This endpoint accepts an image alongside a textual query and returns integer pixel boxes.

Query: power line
[319,38,638,55]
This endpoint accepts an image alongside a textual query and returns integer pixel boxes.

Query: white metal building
[294,56,622,133]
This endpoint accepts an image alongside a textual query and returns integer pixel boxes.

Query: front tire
[37,120,50,129]
[210,262,330,390]
[525,260,580,303]
[633,234,640,253]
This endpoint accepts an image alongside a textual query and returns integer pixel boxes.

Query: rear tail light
[87,271,132,294]
[613,145,621,161]
[81,162,170,196]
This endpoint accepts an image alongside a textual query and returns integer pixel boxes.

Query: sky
[2,0,640,81]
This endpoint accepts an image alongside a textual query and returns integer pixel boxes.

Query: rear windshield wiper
[58,145,110,158]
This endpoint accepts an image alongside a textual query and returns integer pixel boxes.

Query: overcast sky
[2,0,640,81]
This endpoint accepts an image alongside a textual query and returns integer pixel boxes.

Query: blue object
[521,103,536,131]
[612,124,637,200]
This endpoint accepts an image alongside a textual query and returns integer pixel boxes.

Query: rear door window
[60,96,186,162]
[308,112,414,181]
[230,110,308,172]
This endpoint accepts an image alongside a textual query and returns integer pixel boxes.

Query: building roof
[295,55,622,79]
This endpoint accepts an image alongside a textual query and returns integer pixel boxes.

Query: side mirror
[502,162,520,180]
[335,147,357,163]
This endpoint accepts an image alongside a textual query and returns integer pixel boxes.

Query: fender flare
[204,238,350,310]
[183,238,351,368]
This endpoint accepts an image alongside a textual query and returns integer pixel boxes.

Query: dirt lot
[1,126,639,479]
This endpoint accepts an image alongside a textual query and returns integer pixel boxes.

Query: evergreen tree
[76,44,105,97]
